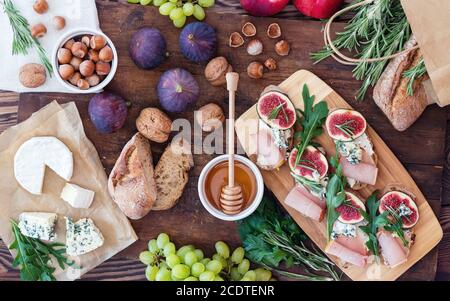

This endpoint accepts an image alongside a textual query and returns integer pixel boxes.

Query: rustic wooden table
[0,0,449,281]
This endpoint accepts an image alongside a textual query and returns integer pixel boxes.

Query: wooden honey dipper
[219,72,244,215]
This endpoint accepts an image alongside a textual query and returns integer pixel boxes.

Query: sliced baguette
[152,138,194,211]
[108,133,156,220]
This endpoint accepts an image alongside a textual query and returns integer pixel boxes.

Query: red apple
[240,0,290,17]
[293,0,345,19]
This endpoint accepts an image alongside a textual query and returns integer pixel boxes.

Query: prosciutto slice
[248,121,285,170]
[335,229,369,256]
[377,229,413,268]
[325,240,368,268]
[340,151,378,185]
[284,185,325,221]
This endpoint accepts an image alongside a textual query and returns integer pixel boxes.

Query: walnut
[204,57,233,87]
[19,63,46,88]
[136,108,172,143]
[196,103,225,132]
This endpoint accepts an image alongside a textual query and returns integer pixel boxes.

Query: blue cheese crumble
[65,217,104,256]
[398,203,413,217]
[331,221,357,240]
[272,128,291,149]
[335,133,374,165]
[18,212,57,241]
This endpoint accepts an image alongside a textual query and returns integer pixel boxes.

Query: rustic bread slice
[373,35,429,131]
[152,138,194,211]
[108,133,157,219]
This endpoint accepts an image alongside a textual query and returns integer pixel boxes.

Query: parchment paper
[0,101,137,281]
[401,0,450,107]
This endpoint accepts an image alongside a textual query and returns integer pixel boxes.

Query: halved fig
[257,85,296,130]
[336,191,366,224]
[325,109,367,142]
[379,191,419,228]
[289,145,328,181]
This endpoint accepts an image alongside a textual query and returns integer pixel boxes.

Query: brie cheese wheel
[18,212,58,241]
[61,183,95,209]
[65,217,104,256]
[14,137,73,195]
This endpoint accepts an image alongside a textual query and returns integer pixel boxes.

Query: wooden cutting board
[235,69,443,281]
[16,1,446,280]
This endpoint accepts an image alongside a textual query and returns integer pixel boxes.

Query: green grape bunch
[139,233,276,281]
[127,0,214,28]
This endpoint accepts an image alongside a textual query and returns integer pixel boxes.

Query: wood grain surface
[0,0,448,281]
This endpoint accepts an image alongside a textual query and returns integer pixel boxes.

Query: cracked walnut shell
[196,103,225,132]
[136,108,172,143]
[205,57,233,87]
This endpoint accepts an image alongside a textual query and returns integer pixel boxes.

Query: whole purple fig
[89,92,128,134]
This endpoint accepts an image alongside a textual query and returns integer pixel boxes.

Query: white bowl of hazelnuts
[52,28,118,93]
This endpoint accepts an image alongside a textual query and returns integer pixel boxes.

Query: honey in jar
[204,161,257,212]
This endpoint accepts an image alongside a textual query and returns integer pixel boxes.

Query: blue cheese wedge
[65,217,104,256]
[18,212,57,241]
[61,183,95,209]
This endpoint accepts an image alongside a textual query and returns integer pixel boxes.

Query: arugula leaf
[384,207,409,246]
[294,84,329,168]
[325,151,347,241]
[358,192,390,258]
[9,220,78,281]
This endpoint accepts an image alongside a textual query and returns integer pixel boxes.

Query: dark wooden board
[15,1,446,280]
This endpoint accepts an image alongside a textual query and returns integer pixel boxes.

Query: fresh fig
[157,68,200,113]
[257,86,296,130]
[240,0,289,17]
[325,108,367,142]
[129,27,167,70]
[379,191,419,228]
[88,92,128,134]
[179,22,217,63]
[289,145,328,181]
[336,191,366,224]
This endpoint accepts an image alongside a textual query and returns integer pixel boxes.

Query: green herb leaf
[384,206,409,246]
[403,58,427,96]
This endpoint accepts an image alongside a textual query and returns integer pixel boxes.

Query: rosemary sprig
[334,120,356,139]
[9,220,77,281]
[2,0,53,75]
[311,0,413,100]
[403,58,427,96]
[384,206,408,246]
[268,102,289,123]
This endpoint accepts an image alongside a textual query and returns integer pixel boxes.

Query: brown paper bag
[0,101,137,280]
[401,0,450,107]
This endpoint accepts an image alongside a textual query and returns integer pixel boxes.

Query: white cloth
[0,0,100,93]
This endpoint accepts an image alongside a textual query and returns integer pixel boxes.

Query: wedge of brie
[14,137,73,195]
[61,183,95,209]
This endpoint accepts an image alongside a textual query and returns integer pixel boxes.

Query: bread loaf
[152,138,194,211]
[108,133,156,219]
[373,36,429,131]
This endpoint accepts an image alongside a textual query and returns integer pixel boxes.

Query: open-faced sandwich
[325,109,378,189]
[249,85,296,170]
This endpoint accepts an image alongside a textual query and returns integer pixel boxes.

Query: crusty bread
[152,138,194,211]
[373,36,429,131]
[108,133,156,219]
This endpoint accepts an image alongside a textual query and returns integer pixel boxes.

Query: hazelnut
[196,103,225,132]
[264,57,277,71]
[77,79,90,90]
[247,62,263,79]
[229,32,244,48]
[68,72,82,86]
[90,35,107,50]
[69,56,83,71]
[247,39,263,56]
[204,57,233,87]
[19,63,46,88]
[242,22,256,37]
[64,39,76,50]
[59,64,75,80]
[31,23,47,38]
[52,16,66,30]
[88,49,100,62]
[33,0,48,14]
[81,36,92,47]
[57,48,72,64]
[79,60,95,77]
[267,23,281,39]
[96,61,111,76]
[71,42,88,58]
[136,108,173,143]
[275,40,290,56]
[99,46,114,63]
[86,74,101,87]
